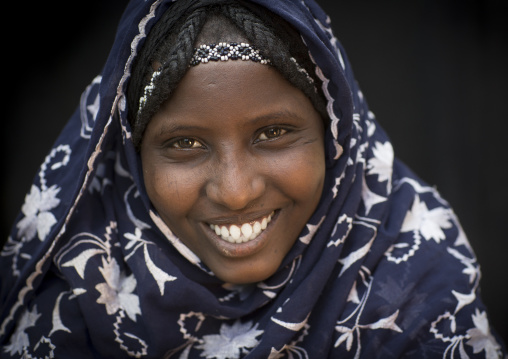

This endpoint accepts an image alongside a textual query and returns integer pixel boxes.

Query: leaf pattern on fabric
[16,185,61,241]
[61,248,105,279]
[335,311,402,352]
[196,321,263,359]
[143,244,177,296]
[123,228,177,295]
[367,141,394,191]
[79,76,101,139]
[267,323,310,359]
[375,276,428,330]
[299,217,325,244]
[124,228,145,251]
[334,275,402,355]
[447,247,479,284]
[3,306,40,356]
[361,175,386,215]
[48,292,72,336]
[401,195,453,242]
[466,309,502,358]
[96,257,141,322]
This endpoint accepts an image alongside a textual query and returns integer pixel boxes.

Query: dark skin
[141,60,325,284]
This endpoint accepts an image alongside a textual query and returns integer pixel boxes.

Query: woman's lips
[209,211,274,244]
[202,210,279,257]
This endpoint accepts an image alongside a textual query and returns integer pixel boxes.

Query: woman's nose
[205,154,266,211]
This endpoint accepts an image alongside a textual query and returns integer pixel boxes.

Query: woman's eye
[171,138,203,149]
[258,127,287,141]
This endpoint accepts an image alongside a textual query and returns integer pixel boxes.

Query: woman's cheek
[149,163,204,216]
[144,162,176,215]
[272,147,325,200]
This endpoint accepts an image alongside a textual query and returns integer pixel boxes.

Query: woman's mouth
[209,211,275,244]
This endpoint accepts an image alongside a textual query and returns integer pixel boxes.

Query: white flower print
[466,309,501,358]
[62,248,106,279]
[123,229,177,296]
[196,320,263,359]
[361,176,386,215]
[124,227,145,250]
[16,184,61,241]
[3,306,41,356]
[367,141,393,190]
[334,311,402,351]
[95,257,141,322]
[401,195,452,243]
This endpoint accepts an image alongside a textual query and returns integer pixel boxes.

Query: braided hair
[127,0,327,149]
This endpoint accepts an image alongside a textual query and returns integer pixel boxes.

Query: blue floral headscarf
[0,0,505,358]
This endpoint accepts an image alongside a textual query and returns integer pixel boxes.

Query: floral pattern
[401,195,453,243]
[196,321,263,359]
[96,257,141,322]
[334,274,402,354]
[467,310,502,358]
[367,141,393,191]
[3,307,40,356]
[16,185,61,242]
[0,0,505,358]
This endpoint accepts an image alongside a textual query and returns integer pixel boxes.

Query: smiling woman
[141,60,325,284]
[0,0,505,358]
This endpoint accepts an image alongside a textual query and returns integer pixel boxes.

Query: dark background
[2,0,507,344]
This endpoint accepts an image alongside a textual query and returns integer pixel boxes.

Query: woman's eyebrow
[249,110,307,125]
[156,123,206,136]
[156,110,307,135]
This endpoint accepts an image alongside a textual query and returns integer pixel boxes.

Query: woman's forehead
[152,60,320,128]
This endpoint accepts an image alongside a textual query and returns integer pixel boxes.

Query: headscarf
[0,0,505,358]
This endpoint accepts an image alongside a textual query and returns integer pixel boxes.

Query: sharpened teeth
[209,211,274,244]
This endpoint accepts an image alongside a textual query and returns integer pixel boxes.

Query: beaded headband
[137,42,315,117]
[138,42,270,116]
[190,42,270,65]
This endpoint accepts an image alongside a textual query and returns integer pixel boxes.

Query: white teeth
[241,223,253,238]
[230,225,241,241]
[221,226,229,238]
[253,221,261,235]
[209,211,275,244]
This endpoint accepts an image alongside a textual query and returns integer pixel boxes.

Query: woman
[0,0,505,357]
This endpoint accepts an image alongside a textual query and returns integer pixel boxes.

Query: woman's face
[141,60,325,284]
